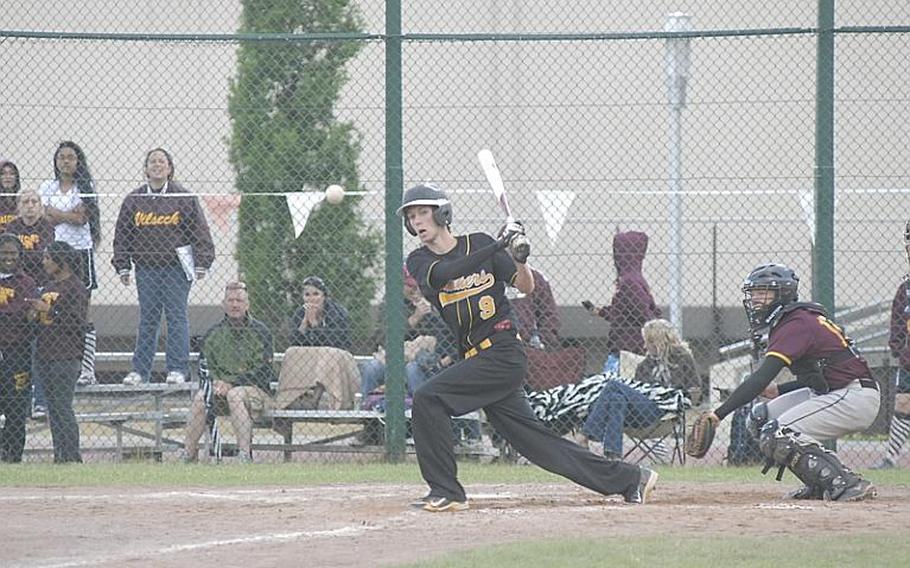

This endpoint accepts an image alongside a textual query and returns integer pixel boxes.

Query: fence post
[813,0,835,313]
[815,0,836,451]
[384,0,406,461]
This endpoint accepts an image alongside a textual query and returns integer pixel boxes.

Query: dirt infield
[5,481,909,567]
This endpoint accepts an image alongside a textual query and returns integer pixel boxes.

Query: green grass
[397,535,910,568]
[1,462,908,487]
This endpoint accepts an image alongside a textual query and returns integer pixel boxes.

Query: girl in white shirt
[38,141,101,386]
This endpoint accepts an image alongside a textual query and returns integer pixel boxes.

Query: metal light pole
[664,12,692,331]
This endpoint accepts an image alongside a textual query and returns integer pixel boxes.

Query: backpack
[726,403,764,466]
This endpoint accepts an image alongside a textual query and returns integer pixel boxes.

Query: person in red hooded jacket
[585,231,661,373]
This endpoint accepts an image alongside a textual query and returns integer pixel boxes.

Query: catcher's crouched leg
[757,422,876,502]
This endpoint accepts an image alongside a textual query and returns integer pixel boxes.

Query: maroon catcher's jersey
[766,307,872,390]
[406,232,518,355]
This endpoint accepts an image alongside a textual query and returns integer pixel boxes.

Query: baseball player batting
[397,182,658,512]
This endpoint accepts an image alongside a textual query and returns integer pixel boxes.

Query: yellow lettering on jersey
[0,286,14,305]
[478,295,496,320]
[0,213,15,226]
[134,210,181,227]
[438,270,495,307]
[817,315,848,347]
[18,233,41,250]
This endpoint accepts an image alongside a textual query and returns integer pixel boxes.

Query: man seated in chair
[581,319,700,460]
[185,282,274,463]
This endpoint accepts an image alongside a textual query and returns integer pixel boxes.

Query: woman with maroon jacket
[5,189,56,286]
[112,148,215,385]
[28,241,88,463]
[0,233,37,462]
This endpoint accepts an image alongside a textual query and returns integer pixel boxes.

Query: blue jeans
[359,358,426,398]
[37,359,82,463]
[133,266,192,381]
[582,379,663,455]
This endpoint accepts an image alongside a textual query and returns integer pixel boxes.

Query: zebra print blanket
[525,372,691,435]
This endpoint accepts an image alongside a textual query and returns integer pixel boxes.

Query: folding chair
[622,407,687,465]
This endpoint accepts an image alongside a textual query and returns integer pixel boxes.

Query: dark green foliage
[228,0,380,347]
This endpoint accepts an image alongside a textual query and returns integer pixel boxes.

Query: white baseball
[325,184,345,205]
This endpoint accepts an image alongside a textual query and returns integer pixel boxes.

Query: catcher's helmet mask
[742,263,799,332]
[397,183,452,236]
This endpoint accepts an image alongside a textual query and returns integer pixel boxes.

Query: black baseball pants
[411,333,640,502]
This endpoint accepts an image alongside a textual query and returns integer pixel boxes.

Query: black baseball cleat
[423,496,469,512]
[623,466,659,504]
[409,494,435,509]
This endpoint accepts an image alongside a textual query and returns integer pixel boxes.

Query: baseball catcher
[689,264,880,501]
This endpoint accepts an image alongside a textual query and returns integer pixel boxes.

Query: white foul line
[21,523,386,568]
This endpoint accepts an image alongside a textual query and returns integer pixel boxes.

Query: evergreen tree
[228,0,380,347]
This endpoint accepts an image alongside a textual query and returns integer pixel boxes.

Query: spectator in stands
[6,189,56,420]
[873,220,910,469]
[360,267,458,404]
[581,319,698,460]
[0,160,21,232]
[585,230,660,373]
[289,276,351,350]
[0,233,37,462]
[38,142,101,387]
[6,189,56,285]
[112,148,215,386]
[510,266,560,350]
[510,267,586,390]
[27,241,88,463]
[184,282,273,463]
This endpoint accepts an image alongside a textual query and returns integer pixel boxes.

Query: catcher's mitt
[686,411,719,459]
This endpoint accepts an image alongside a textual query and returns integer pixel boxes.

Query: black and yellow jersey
[406,232,518,354]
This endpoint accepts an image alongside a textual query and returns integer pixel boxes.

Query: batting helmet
[396,184,452,236]
[741,263,799,331]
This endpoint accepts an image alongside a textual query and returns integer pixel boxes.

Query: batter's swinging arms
[399,183,657,512]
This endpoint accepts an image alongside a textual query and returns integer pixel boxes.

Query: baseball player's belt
[464,338,493,359]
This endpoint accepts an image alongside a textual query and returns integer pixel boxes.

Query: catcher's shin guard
[757,423,872,501]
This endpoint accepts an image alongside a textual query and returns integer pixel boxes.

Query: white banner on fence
[286,192,326,238]
[535,190,575,243]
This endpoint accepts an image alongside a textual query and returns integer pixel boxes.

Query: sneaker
[870,457,896,470]
[122,372,143,386]
[603,450,622,462]
[410,494,435,509]
[238,453,254,464]
[623,466,659,504]
[422,496,469,512]
[76,374,97,387]
[834,478,877,502]
[165,371,187,385]
[31,405,47,420]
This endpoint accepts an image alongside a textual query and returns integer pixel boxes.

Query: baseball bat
[478,149,515,223]
[477,149,529,260]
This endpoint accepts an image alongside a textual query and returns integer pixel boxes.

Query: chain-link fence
[1,1,908,469]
